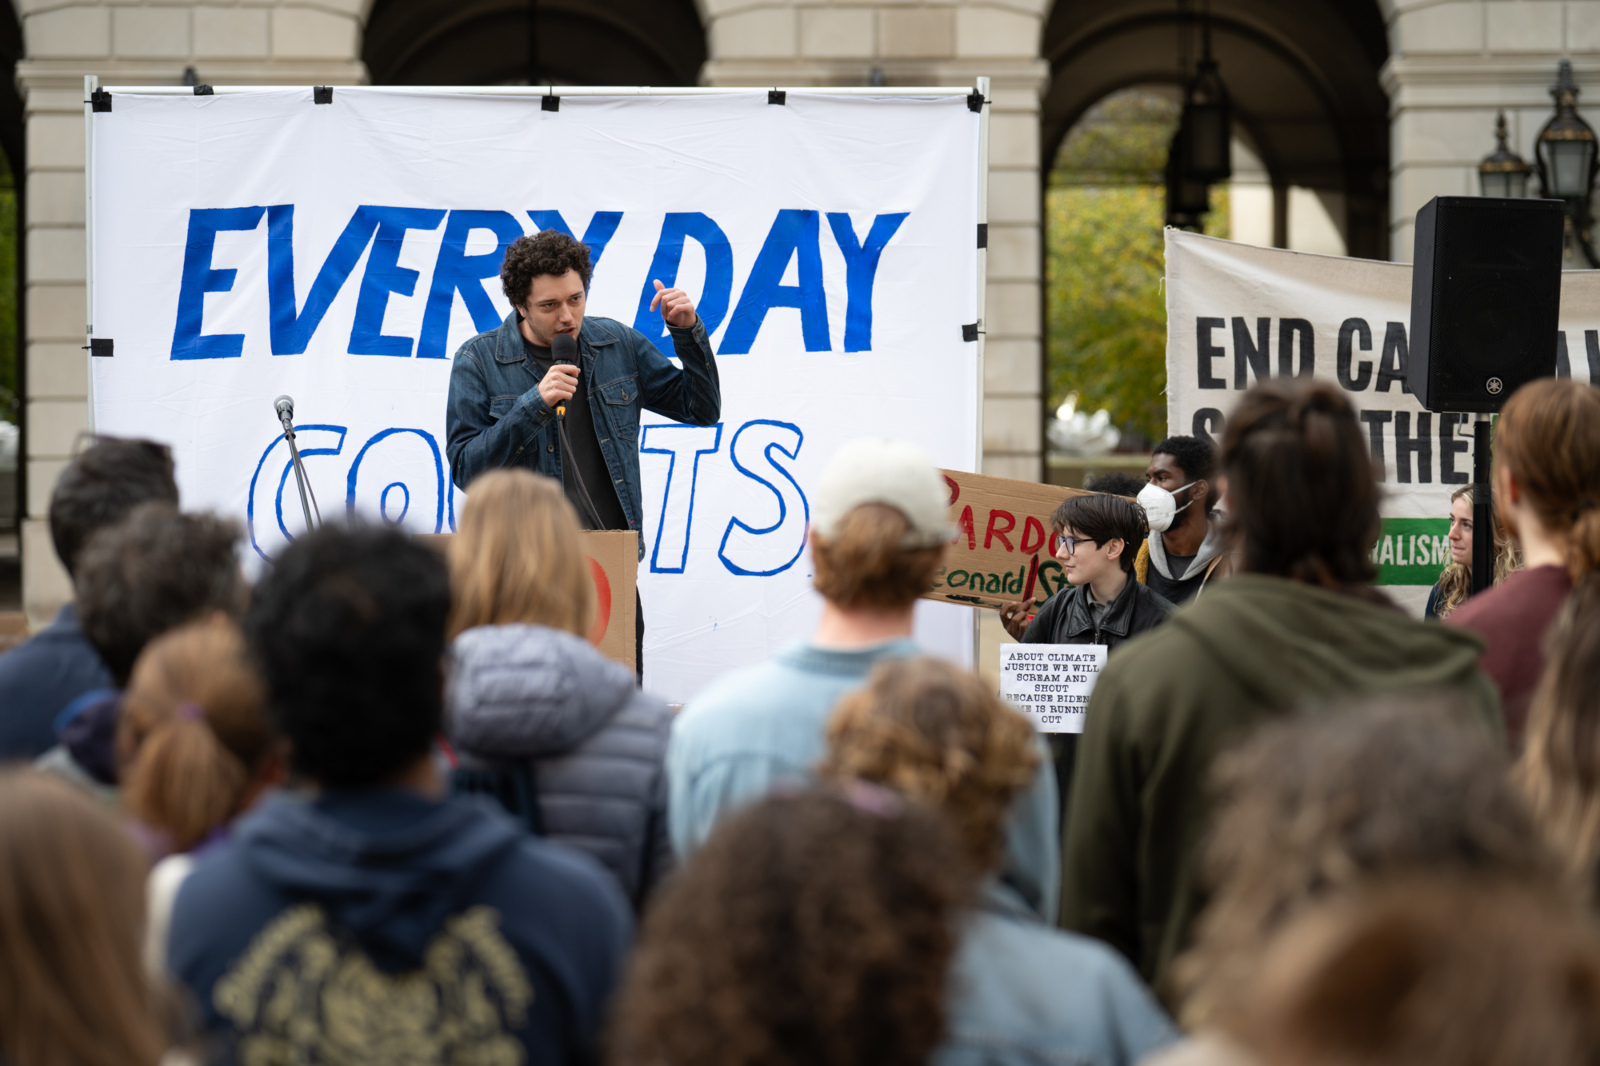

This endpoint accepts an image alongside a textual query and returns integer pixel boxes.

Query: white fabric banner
[1165,229,1600,613]
[87,87,982,700]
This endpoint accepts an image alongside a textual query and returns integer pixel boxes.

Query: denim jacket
[445,313,721,558]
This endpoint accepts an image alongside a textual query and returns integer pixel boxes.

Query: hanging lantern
[1166,130,1209,229]
[1180,55,1231,182]
[1479,111,1532,199]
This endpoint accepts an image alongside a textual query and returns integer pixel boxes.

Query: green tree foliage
[1046,89,1228,445]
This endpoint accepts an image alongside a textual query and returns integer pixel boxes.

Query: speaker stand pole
[1471,413,1493,597]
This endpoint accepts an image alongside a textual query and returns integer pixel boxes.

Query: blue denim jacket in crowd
[445,312,720,558]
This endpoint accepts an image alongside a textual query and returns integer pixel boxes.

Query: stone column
[1381,0,1600,261]
[15,0,366,625]
[700,0,1049,483]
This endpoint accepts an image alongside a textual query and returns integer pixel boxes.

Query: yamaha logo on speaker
[1487,377,1504,395]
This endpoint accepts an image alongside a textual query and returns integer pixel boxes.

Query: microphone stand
[278,405,321,534]
[1471,413,1493,596]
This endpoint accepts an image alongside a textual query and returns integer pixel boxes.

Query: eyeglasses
[1051,534,1100,557]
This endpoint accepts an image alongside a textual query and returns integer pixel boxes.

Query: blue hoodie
[168,788,632,1066]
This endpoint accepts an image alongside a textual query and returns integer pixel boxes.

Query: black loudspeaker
[1408,196,1564,412]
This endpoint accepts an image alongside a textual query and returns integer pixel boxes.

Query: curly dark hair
[1152,435,1217,486]
[49,437,178,579]
[244,524,450,786]
[500,230,592,310]
[607,788,971,1066]
[75,503,245,687]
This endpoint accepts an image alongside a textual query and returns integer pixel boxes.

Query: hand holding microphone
[540,333,580,416]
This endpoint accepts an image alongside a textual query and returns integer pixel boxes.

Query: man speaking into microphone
[445,229,721,672]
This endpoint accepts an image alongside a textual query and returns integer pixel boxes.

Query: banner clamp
[542,94,560,112]
[313,86,333,105]
[962,323,980,342]
[89,90,111,113]
[84,338,113,357]
[967,90,985,113]
[768,90,786,106]
[977,223,987,248]
[193,84,213,96]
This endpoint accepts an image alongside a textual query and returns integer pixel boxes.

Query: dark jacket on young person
[446,624,673,910]
[1060,574,1502,1006]
[1021,579,1175,823]
[168,789,632,1066]
[0,604,113,759]
[1021,579,1175,650]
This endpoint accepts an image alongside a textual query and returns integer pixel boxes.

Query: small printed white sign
[999,643,1107,734]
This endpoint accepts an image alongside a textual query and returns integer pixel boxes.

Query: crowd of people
[3,373,1600,1065]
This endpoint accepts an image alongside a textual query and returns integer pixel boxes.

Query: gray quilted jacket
[445,623,674,909]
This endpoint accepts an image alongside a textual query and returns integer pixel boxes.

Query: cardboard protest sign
[999,643,1106,733]
[583,531,639,672]
[418,530,637,671]
[925,469,1091,611]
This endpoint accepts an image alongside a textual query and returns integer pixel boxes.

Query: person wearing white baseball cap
[666,438,1062,923]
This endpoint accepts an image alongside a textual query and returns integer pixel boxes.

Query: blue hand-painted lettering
[717,419,809,576]
[639,422,723,573]
[720,210,829,355]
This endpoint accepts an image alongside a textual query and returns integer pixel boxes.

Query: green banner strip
[1373,518,1451,587]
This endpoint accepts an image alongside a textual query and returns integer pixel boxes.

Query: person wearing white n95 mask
[1134,437,1231,604]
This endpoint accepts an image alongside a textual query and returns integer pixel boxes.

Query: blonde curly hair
[820,657,1039,871]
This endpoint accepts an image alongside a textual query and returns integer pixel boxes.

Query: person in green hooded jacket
[1059,379,1502,1008]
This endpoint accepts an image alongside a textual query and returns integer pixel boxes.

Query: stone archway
[1041,0,1390,259]
[363,0,707,86]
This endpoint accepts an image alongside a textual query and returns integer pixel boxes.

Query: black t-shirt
[1146,554,1204,605]
[526,339,629,531]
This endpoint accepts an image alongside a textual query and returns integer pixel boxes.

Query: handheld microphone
[551,333,578,417]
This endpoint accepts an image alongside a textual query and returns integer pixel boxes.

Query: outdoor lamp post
[1479,111,1532,198]
[1536,60,1600,267]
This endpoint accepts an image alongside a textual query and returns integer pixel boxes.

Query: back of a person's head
[1229,878,1600,1066]
[1494,377,1600,582]
[608,787,968,1066]
[1152,434,1220,509]
[810,440,950,611]
[118,616,274,853]
[821,657,1038,870]
[246,523,450,787]
[49,437,178,580]
[1518,576,1600,887]
[1051,493,1149,575]
[1177,699,1554,1025]
[1085,470,1146,497]
[75,503,245,687]
[0,769,165,1066]
[447,468,594,641]
[1221,380,1379,588]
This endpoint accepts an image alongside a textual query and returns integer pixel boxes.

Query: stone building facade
[9,0,1600,621]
